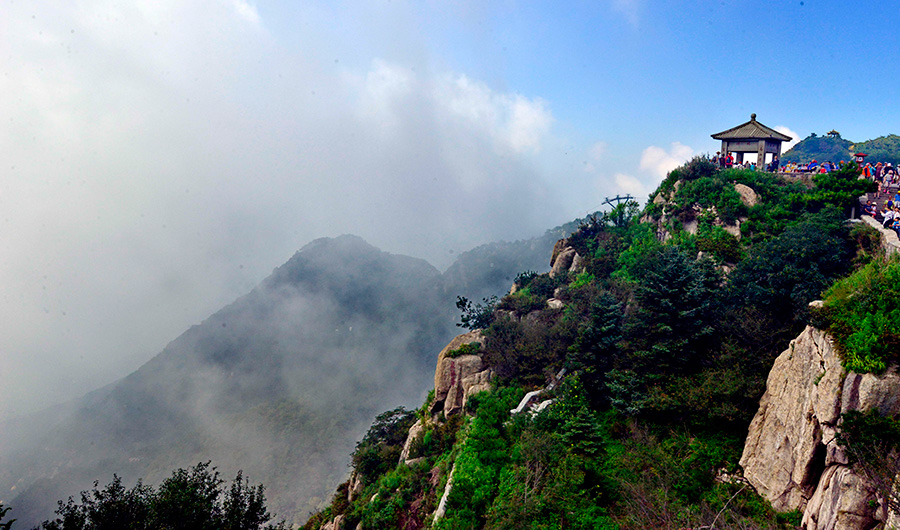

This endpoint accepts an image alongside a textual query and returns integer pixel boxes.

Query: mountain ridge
[782,132,900,165]
[1,227,572,528]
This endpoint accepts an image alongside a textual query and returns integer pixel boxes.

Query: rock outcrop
[644,179,753,245]
[320,515,344,530]
[398,419,426,463]
[549,244,584,279]
[740,323,900,530]
[432,330,493,417]
[735,182,759,207]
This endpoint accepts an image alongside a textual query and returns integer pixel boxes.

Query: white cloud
[355,65,553,156]
[639,142,695,179]
[435,74,553,155]
[232,0,261,25]
[0,2,563,418]
[507,95,553,153]
[614,173,647,196]
[775,125,801,152]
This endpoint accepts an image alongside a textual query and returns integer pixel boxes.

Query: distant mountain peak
[783,132,899,165]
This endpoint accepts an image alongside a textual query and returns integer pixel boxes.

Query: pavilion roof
[711,114,792,141]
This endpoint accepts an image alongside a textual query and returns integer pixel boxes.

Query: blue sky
[2,0,898,417]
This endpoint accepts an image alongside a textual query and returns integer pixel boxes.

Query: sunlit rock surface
[741,323,900,530]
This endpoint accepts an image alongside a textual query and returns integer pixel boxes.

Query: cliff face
[740,323,900,530]
[431,330,491,418]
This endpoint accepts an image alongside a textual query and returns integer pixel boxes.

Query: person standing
[863,163,874,180]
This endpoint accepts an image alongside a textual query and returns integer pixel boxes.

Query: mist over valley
[0,229,567,527]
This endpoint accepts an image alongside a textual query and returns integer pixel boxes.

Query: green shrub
[570,271,596,289]
[496,290,546,314]
[820,257,900,373]
[351,408,416,480]
[446,342,482,358]
[482,311,572,384]
[674,177,747,224]
[456,296,499,330]
[435,388,521,530]
[513,270,539,288]
[849,221,883,267]
[696,225,743,263]
[612,224,661,282]
[728,211,853,326]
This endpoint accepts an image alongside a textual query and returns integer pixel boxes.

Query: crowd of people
[709,150,897,175]
[780,160,845,173]
[859,161,900,234]
[862,161,899,197]
[710,152,851,173]
[711,151,780,172]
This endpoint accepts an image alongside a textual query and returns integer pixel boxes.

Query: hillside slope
[304,161,895,530]
[1,227,571,528]
[1,235,452,527]
[782,132,900,165]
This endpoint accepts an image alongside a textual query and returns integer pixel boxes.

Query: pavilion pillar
[757,140,766,169]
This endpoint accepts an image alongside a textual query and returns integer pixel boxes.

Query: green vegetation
[33,462,285,530]
[819,256,900,373]
[305,156,890,529]
[38,154,886,530]
[854,134,900,166]
[781,131,900,166]
[446,342,482,358]
[782,132,853,164]
[654,162,873,249]
[456,296,499,330]
[350,408,417,481]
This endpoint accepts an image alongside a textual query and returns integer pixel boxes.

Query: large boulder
[734,183,759,207]
[548,239,585,279]
[549,246,577,278]
[432,331,491,416]
[801,466,878,530]
[740,326,843,510]
[550,239,568,267]
[741,323,900,529]
[461,368,493,409]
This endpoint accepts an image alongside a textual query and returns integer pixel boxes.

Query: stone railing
[858,215,900,256]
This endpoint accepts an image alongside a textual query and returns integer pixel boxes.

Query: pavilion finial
[750,113,757,121]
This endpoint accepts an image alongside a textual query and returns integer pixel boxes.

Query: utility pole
[602,194,635,227]
[601,194,634,208]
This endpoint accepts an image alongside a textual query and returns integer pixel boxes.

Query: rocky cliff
[740,318,900,530]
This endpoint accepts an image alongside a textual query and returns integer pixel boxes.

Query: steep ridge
[300,163,898,530]
[0,230,564,528]
[11,159,896,529]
